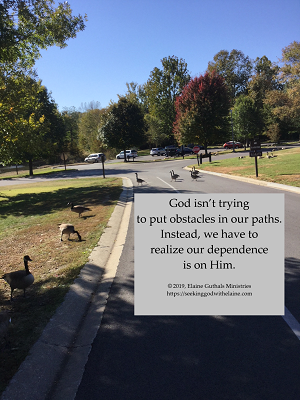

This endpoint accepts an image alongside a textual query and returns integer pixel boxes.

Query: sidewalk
[1,178,133,400]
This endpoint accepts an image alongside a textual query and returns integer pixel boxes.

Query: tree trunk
[28,158,33,176]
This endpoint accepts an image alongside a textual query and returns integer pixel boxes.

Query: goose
[59,224,81,242]
[191,167,200,177]
[170,170,180,181]
[67,202,91,217]
[190,171,199,181]
[1,256,34,301]
[135,173,146,185]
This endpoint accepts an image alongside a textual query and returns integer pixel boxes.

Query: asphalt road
[69,156,300,400]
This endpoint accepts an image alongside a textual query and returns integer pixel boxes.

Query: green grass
[0,177,123,393]
[190,147,300,187]
[0,165,78,180]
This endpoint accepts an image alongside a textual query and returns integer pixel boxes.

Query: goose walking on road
[170,170,180,182]
[135,173,146,185]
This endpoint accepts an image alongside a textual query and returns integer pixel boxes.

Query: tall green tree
[98,97,146,162]
[0,71,64,174]
[144,56,190,144]
[61,107,81,155]
[207,49,253,101]
[0,0,87,68]
[246,56,281,138]
[264,41,300,137]
[232,95,260,146]
[78,107,105,154]
[173,71,230,154]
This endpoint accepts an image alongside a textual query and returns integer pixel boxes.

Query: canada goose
[1,256,34,301]
[67,202,91,217]
[59,224,81,242]
[191,167,200,177]
[170,170,180,181]
[190,171,199,181]
[135,173,145,185]
[0,312,11,339]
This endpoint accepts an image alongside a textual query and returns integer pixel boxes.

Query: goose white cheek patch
[134,193,284,316]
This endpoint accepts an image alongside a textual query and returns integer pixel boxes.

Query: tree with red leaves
[173,71,231,153]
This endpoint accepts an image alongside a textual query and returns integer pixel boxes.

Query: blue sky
[34,0,300,111]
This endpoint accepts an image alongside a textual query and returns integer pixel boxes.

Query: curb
[185,167,300,195]
[1,178,133,400]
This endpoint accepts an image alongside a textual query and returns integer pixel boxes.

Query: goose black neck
[24,259,30,275]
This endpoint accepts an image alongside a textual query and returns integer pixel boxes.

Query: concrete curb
[185,167,300,195]
[1,178,133,400]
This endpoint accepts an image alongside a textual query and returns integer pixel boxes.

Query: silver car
[84,153,106,163]
[150,147,166,156]
[116,150,138,159]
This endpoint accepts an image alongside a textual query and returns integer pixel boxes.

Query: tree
[264,42,300,136]
[61,107,81,155]
[78,107,105,154]
[232,95,261,147]
[248,56,280,107]
[173,71,230,154]
[144,56,190,144]
[0,0,87,68]
[207,49,253,101]
[0,71,64,174]
[245,56,281,136]
[98,97,146,162]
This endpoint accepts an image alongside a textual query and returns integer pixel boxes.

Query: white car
[116,150,138,159]
[84,153,106,163]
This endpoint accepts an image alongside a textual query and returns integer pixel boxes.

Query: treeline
[86,43,300,158]
[0,2,299,172]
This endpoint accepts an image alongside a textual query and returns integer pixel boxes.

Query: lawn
[0,177,123,393]
[191,147,300,187]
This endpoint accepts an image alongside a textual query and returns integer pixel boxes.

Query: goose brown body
[135,173,145,185]
[59,223,82,241]
[170,170,179,181]
[2,256,34,301]
[67,202,91,217]
[191,167,200,178]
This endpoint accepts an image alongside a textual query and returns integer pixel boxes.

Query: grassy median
[0,177,123,393]
[192,147,300,187]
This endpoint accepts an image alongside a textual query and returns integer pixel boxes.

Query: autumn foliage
[173,71,230,148]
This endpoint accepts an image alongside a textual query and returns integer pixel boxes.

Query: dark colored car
[176,147,194,156]
[165,146,178,157]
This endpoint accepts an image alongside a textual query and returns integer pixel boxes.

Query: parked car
[164,145,178,157]
[223,141,243,149]
[116,150,138,159]
[150,147,166,156]
[84,153,106,163]
[175,147,194,156]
